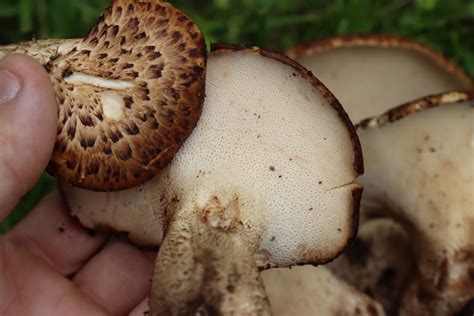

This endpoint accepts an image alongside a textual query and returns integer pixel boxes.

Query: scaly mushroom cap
[287,34,473,123]
[62,46,363,314]
[328,218,415,315]
[262,266,386,316]
[357,91,474,316]
[0,0,206,191]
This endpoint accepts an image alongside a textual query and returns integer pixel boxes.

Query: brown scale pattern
[46,0,206,191]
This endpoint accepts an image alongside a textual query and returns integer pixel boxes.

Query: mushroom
[62,45,363,314]
[287,34,473,314]
[357,91,474,315]
[287,34,473,123]
[262,266,386,315]
[0,0,207,191]
[328,218,415,315]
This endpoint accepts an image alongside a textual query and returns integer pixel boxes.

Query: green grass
[0,174,56,234]
[0,0,473,232]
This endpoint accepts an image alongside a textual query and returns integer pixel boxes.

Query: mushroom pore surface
[0,0,206,191]
[63,46,363,315]
[357,91,474,316]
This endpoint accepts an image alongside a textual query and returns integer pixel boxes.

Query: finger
[0,54,57,218]
[6,190,109,275]
[129,298,150,316]
[73,240,155,315]
[0,239,107,315]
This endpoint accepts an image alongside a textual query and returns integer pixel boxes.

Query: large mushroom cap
[262,266,386,316]
[288,34,473,123]
[63,45,363,314]
[0,0,206,191]
[64,46,363,264]
[357,91,474,315]
[162,45,363,266]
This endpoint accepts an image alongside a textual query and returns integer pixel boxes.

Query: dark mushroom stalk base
[63,46,363,315]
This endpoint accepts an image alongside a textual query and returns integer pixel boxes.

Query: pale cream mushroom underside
[62,46,363,315]
[262,266,386,316]
[288,34,473,123]
[357,92,474,316]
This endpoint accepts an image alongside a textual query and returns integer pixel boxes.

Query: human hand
[0,54,154,316]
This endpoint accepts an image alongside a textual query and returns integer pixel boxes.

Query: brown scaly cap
[43,0,207,191]
[287,34,474,89]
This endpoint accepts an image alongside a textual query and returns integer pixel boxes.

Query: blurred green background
[0,0,473,233]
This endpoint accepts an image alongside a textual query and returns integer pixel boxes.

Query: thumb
[0,54,57,219]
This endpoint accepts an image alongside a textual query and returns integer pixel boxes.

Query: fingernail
[0,70,21,105]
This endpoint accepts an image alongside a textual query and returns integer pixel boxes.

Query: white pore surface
[63,50,359,265]
[359,101,474,259]
[154,50,359,265]
[298,47,469,123]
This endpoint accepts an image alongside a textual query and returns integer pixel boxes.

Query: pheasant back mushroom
[62,45,363,315]
[0,0,207,191]
[357,91,474,316]
[288,34,473,123]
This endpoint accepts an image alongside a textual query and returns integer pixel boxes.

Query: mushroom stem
[151,216,271,315]
[0,39,79,65]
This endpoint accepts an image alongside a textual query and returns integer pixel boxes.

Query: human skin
[0,54,154,315]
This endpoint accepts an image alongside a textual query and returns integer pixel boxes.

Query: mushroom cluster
[289,35,474,316]
[2,1,473,315]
